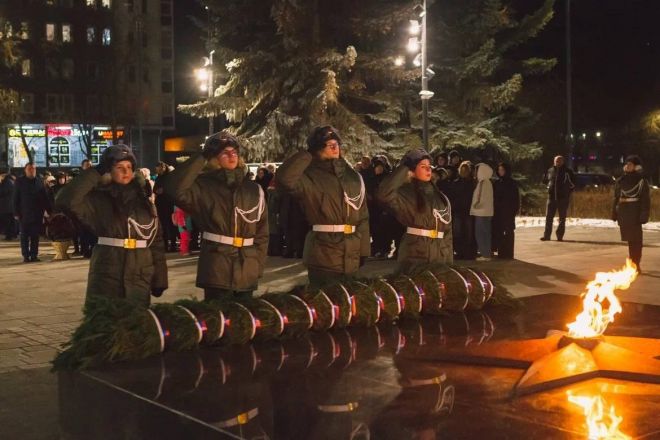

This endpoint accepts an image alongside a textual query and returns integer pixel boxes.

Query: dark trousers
[628,241,642,269]
[204,288,253,302]
[453,214,476,260]
[543,197,570,240]
[19,225,39,259]
[495,227,515,259]
[158,208,178,250]
[79,228,97,258]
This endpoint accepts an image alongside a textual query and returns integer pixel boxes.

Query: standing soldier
[164,132,268,301]
[277,126,369,287]
[612,155,650,274]
[540,155,575,241]
[55,145,168,305]
[377,148,452,272]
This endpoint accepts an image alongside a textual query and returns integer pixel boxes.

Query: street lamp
[395,1,434,150]
[195,50,215,135]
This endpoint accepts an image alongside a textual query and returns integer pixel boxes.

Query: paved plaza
[0,222,659,439]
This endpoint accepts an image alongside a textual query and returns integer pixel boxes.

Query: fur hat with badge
[202,131,242,159]
[307,126,341,154]
[100,144,137,171]
[401,148,432,171]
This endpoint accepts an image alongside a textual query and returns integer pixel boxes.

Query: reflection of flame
[567,259,638,338]
[567,392,630,440]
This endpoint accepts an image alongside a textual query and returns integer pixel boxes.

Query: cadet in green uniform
[377,148,453,272]
[55,145,168,306]
[612,155,650,274]
[277,126,369,287]
[164,132,268,301]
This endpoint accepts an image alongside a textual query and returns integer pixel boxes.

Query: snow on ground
[516,216,660,231]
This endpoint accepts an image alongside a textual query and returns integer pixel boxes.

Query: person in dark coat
[255,167,273,193]
[446,150,462,181]
[493,162,520,259]
[277,126,369,287]
[164,131,268,301]
[0,173,18,240]
[154,162,178,252]
[279,191,309,258]
[13,163,52,262]
[449,161,477,260]
[612,155,650,274]
[365,155,394,258]
[541,155,575,241]
[56,145,168,305]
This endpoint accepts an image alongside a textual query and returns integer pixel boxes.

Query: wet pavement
[55,294,660,439]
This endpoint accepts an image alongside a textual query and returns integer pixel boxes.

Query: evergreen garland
[151,304,203,351]
[370,279,403,321]
[322,284,353,328]
[344,281,381,327]
[428,266,470,311]
[174,299,225,345]
[411,271,444,315]
[215,301,257,345]
[238,298,285,341]
[389,276,424,319]
[454,268,487,310]
[261,293,314,337]
[294,288,336,331]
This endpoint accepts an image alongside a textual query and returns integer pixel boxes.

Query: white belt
[214,408,259,428]
[313,224,355,234]
[97,237,147,249]
[620,197,639,202]
[317,402,359,413]
[406,227,444,239]
[202,231,254,247]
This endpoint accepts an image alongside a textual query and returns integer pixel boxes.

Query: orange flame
[566,259,638,338]
[567,391,630,439]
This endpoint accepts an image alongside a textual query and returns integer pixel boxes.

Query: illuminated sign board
[6,124,125,168]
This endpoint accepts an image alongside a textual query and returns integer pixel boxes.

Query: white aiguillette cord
[432,191,452,231]
[127,216,159,247]
[233,186,266,237]
[344,173,366,216]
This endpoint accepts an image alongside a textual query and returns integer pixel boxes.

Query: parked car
[573,173,615,190]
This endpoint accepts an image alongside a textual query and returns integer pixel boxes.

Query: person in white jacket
[470,163,494,260]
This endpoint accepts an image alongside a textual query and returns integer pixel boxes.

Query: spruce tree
[180,0,555,162]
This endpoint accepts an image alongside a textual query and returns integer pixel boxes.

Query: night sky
[172,0,660,138]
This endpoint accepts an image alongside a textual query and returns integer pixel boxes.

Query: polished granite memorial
[58,294,660,439]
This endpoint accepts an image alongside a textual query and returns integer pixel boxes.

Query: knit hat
[624,155,641,166]
[402,148,432,171]
[307,126,341,153]
[101,144,137,170]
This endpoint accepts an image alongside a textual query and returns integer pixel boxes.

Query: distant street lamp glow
[407,37,420,53]
[409,20,420,36]
[413,54,422,67]
[394,56,405,67]
[596,131,602,138]
[581,132,586,139]
[200,83,208,92]
[195,68,209,81]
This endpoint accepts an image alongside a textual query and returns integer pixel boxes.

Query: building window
[46,23,56,41]
[102,0,111,7]
[102,28,111,45]
[46,58,59,79]
[143,69,149,83]
[87,62,99,80]
[19,22,29,40]
[62,24,72,42]
[21,59,31,77]
[61,94,74,115]
[20,93,34,114]
[49,137,71,166]
[161,81,172,93]
[87,27,95,43]
[86,95,100,117]
[126,0,134,12]
[141,0,147,13]
[86,0,96,7]
[161,48,172,59]
[62,59,74,79]
[142,33,147,48]
[161,1,171,16]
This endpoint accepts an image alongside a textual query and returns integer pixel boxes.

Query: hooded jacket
[55,169,168,305]
[164,154,268,291]
[470,163,494,217]
[277,150,369,274]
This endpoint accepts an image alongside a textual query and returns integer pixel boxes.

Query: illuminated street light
[596,131,602,138]
[409,20,420,36]
[195,68,209,82]
[413,53,422,67]
[407,37,420,53]
[581,132,586,139]
[200,83,208,93]
[394,56,405,67]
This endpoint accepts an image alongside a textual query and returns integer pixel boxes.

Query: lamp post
[195,49,215,136]
[402,1,434,150]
